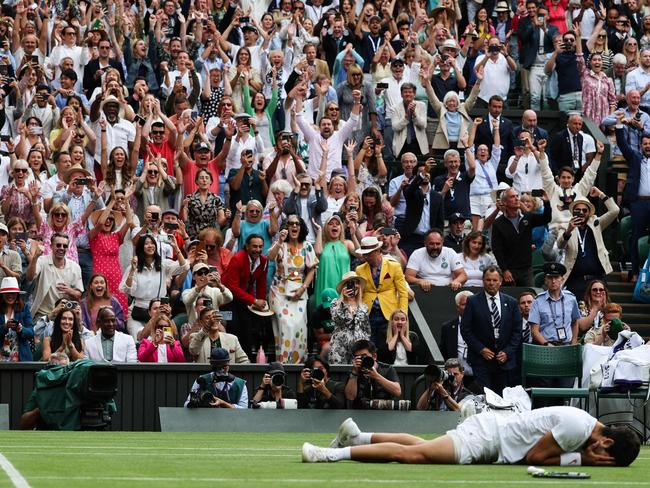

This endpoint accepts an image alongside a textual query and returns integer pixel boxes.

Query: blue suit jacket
[616,127,643,204]
[460,291,522,371]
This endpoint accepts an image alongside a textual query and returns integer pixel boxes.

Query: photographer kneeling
[416,358,471,411]
[297,356,345,409]
[251,362,297,408]
[345,340,402,409]
[185,348,248,409]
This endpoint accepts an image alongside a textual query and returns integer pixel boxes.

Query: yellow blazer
[356,257,409,321]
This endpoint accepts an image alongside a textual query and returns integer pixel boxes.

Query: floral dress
[269,241,318,364]
[90,232,129,316]
[186,191,225,240]
[328,300,370,364]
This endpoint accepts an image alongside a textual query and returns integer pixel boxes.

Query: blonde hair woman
[133,155,177,222]
[378,309,418,365]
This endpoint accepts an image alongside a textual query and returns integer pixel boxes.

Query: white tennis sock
[335,447,352,460]
[355,433,373,445]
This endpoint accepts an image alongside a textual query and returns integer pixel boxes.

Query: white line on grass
[23,476,650,485]
[0,445,298,452]
[5,451,295,458]
[0,453,31,488]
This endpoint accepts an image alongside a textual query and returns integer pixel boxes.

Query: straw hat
[335,271,367,294]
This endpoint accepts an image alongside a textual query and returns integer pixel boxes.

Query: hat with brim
[335,271,367,294]
[355,236,382,255]
[209,347,230,364]
[248,302,274,317]
[0,223,7,234]
[193,262,210,274]
[495,1,510,12]
[441,39,460,51]
[543,262,567,277]
[61,164,92,184]
[369,14,382,22]
[490,181,511,202]
[99,95,126,120]
[242,24,259,34]
[0,277,24,294]
[90,209,123,229]
[266,361,285,375]
[568,196,595,216]
[449,213,467,224]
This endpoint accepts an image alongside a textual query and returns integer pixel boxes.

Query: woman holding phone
[328,272,370,365]
[0,277,34,362]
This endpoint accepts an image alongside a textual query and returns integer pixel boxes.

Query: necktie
[490,296,501,340]
[572,134,579,169]
[522,319,531,344]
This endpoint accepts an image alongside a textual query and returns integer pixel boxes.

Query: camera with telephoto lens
[424,364,451,385]
[271,372,285,387]
[360,399,411,410]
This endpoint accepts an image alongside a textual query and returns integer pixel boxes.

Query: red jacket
[222,250,268,305]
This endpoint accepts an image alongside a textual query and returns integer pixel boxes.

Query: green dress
[315,240,351,307]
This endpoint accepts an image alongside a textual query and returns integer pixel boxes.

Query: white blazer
[85,332,138,363]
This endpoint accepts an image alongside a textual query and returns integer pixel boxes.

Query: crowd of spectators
[0,0,647,411]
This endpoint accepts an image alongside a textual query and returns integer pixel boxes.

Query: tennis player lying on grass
[302,406,640,467]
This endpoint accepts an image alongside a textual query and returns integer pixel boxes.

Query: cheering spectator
[84,307,137,363]
[328,272,370,365]
[268,216,318,364]
[0,277,34,362]
[79,273,125,333]
[377,309,418,366]
[41,305,85,362]
[137,313,185,363]
[119,233,189,340]
[545,27,585,112]
[577,280,611,334]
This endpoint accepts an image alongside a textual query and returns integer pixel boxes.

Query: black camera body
[311,368,325,381]
[360,355,375,370]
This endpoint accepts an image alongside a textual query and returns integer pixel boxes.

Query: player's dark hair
[602,425,641,466]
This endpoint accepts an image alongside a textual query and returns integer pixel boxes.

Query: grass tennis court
[0,431,648,488]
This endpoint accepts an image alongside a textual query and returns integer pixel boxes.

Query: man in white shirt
[505,130,542,193]
[303,406,640,467]
[41,152,72,212]
[405,229,467,291]
[294,90,361,181]
[474,37,517,105]
[89,94,136,164]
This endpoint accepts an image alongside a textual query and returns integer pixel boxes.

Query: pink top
[39,219,85,263]
[579,64,616,125]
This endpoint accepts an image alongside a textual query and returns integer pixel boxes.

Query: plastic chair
[534,271,545,288]
[531,249,545,273]
[595,388,649,442]
[638,236,650,266]
[619,215,632,257]
[521,343,589,410]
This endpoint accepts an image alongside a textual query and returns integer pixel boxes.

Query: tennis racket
[532,471,591,479]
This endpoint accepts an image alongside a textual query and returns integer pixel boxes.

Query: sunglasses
[573,208,589,214]
[152,130,165,135]
[194,269,209,276]
[13,168,28,173]
[54,243,69,249]
[147,170,159,175]
[53,212,67,218]
[591,287,606,292]
[248,209,261,214]
[287,221,300,226]
[300,182,311,187]
[598,34,607,38]
[328,107,340,112]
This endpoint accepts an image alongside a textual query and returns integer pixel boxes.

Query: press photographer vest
[198,372,246,405]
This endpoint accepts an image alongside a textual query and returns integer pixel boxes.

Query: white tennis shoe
[329,417,361,448]
[302,442,336,463]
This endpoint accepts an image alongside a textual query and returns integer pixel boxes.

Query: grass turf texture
[0,431,648,488]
